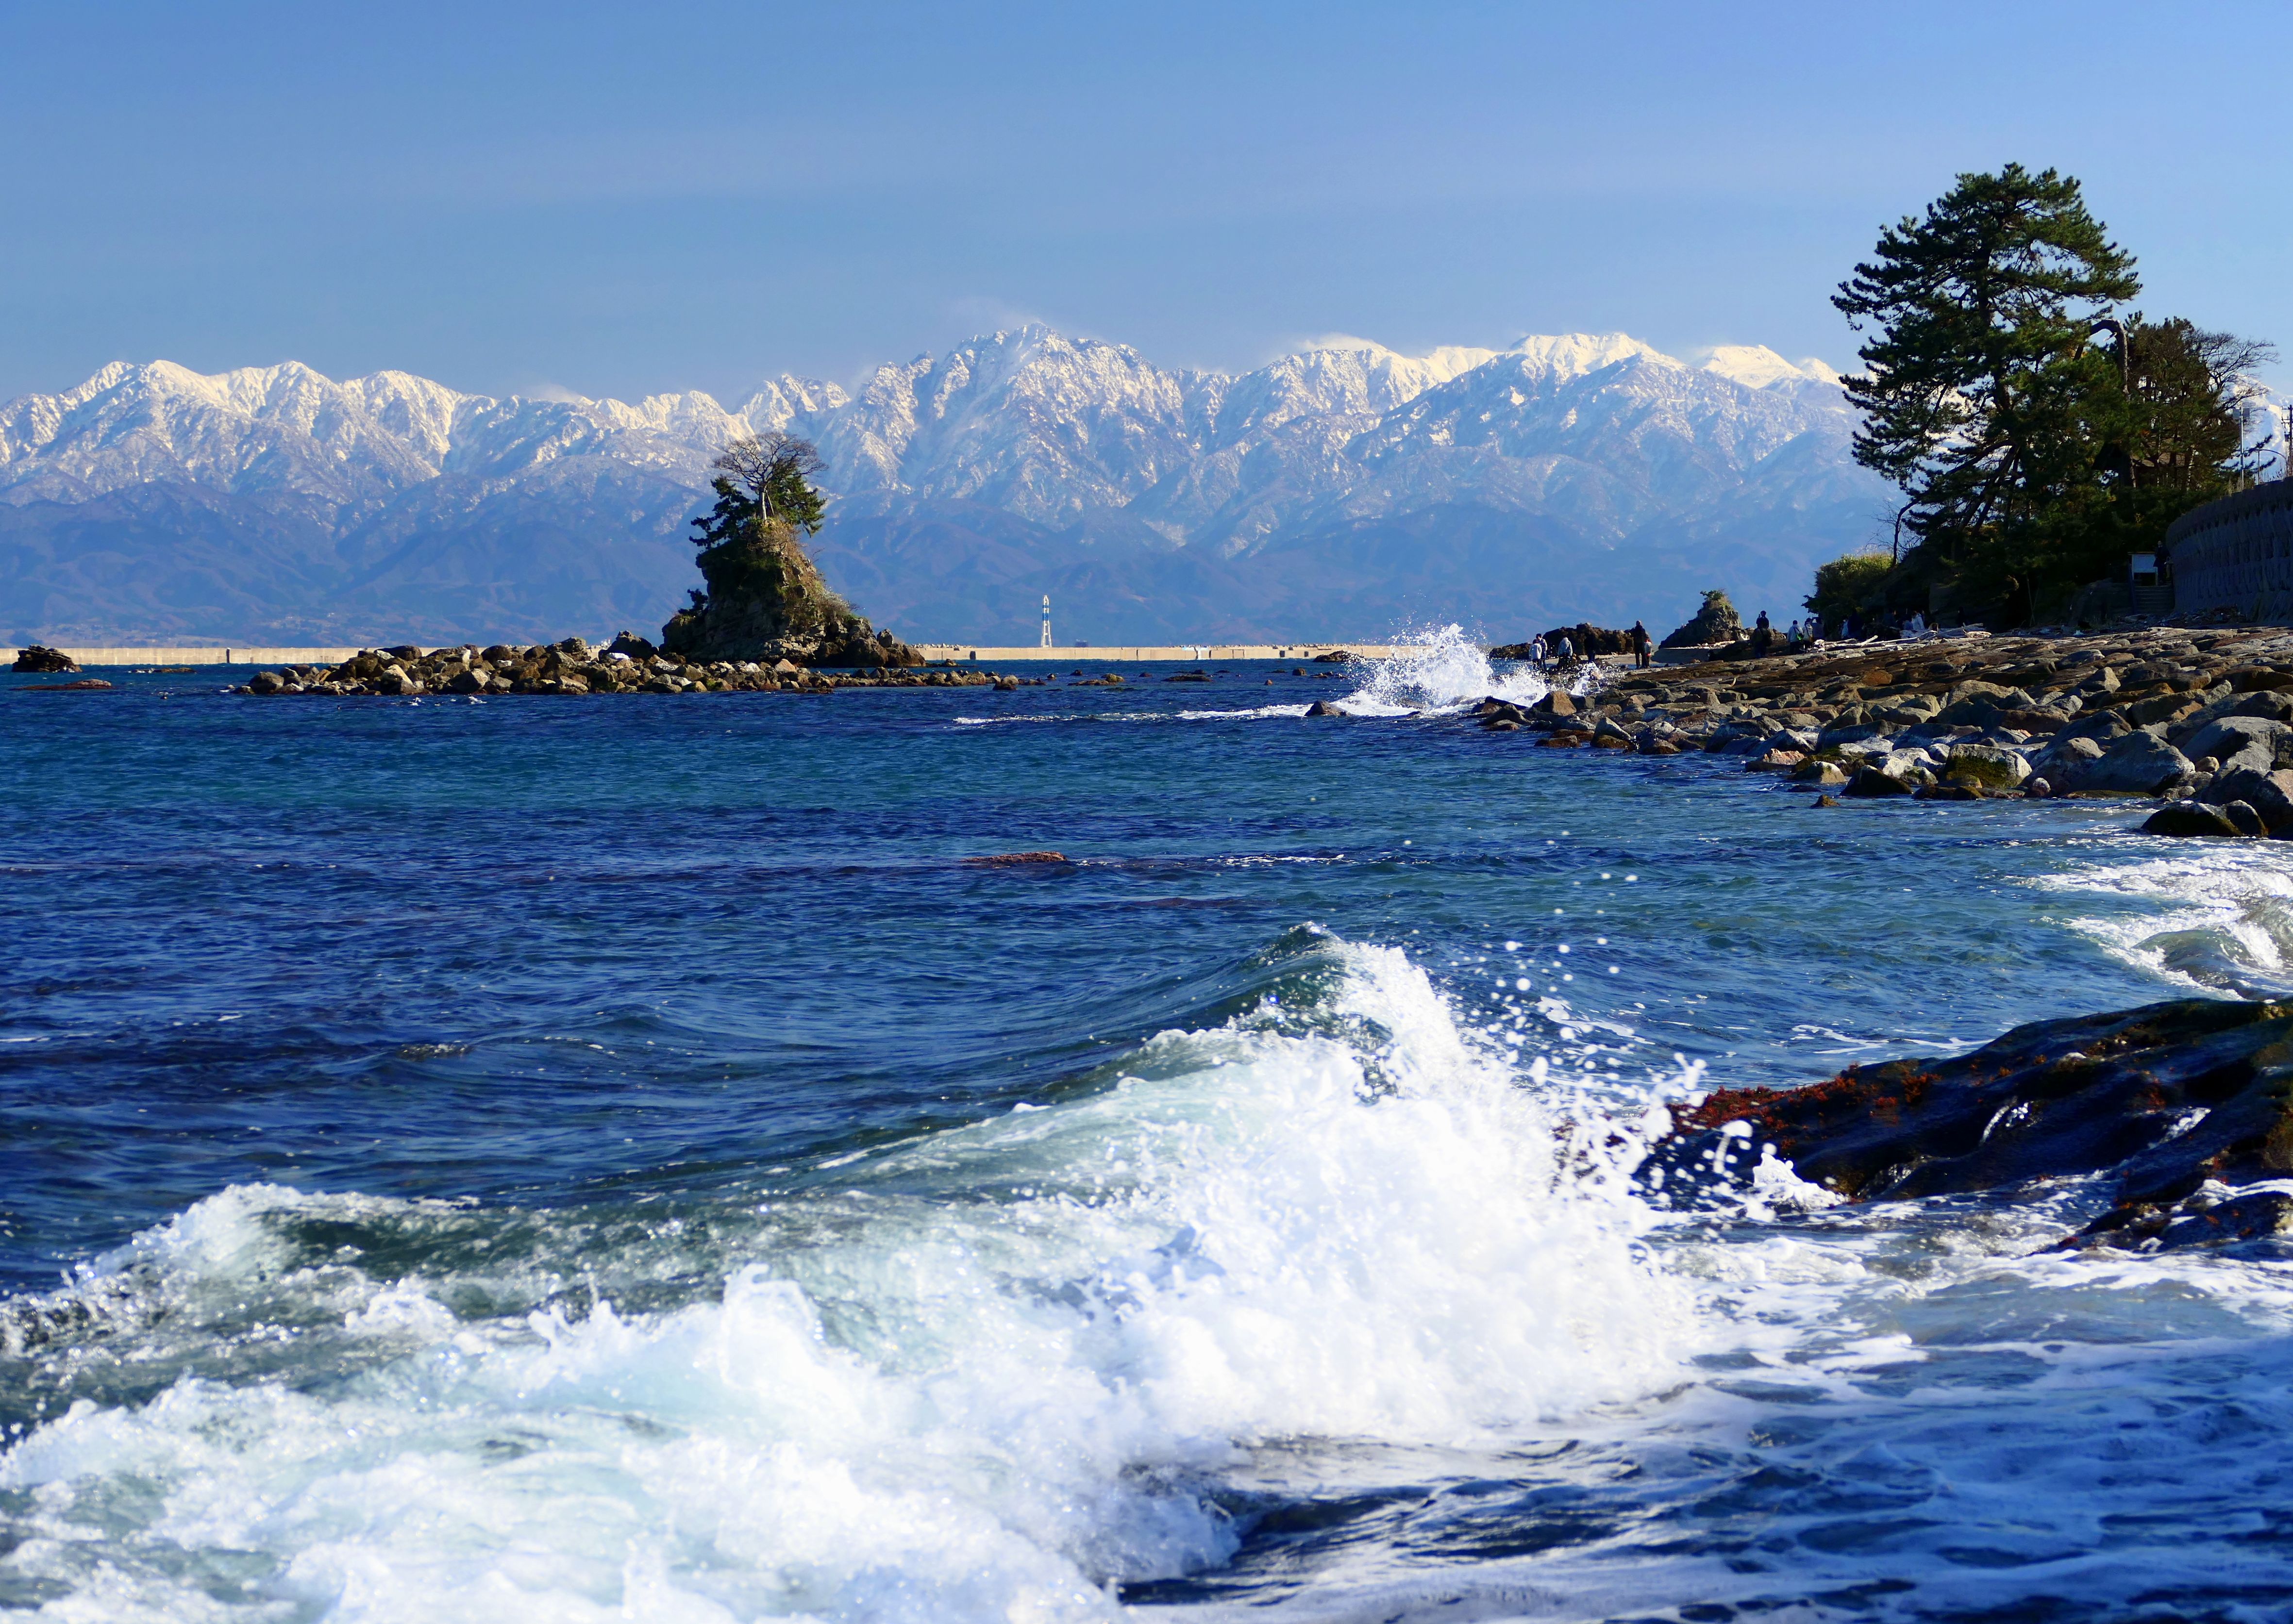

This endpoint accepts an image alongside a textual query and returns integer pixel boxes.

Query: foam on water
[0,938,1699,1622]
[1325,626,1571,718]
[2034,834,2293,997]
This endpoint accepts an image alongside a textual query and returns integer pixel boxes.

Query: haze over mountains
[0,326,1894,646]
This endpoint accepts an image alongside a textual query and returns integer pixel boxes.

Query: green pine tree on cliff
[1835,164,2138,618]
[666,434,915,666]
[1833,163,2272,623]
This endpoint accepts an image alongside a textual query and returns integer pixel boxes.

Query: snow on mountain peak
[1697,345,1845,391]
[1505,332,1661,381]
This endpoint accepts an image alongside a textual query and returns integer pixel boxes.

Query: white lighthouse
[1039,595,1053,648]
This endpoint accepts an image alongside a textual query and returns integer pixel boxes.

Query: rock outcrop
[1651,997,2293,1251]
[1660,589,1744,649]
[660,517,919,668]
[11,645,77,673]
[236,638,997,697]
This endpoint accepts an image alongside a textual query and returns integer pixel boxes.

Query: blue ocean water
[6,638,2293,1622]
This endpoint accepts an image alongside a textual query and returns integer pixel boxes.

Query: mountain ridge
[0,326,1893,645]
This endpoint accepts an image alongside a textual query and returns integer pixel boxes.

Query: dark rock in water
[1843,765,1912,797]
[1312,649,1352,663]
[1651,997,2293,1251]
[23,678,112,691]
[2224,799,2270,837]
[961,851,1069,867]
[606,630,659,660]
[2142,803,2243,838]
[1304,700,1341,716]
[12,645,76,673]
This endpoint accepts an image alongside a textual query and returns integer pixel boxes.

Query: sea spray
[1328,624,1608,717]
[0,937,1701,1622]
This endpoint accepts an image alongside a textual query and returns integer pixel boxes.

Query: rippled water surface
[6,642,2293,1622]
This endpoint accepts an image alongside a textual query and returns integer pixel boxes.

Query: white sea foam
[0,940,1699,1622]
[1326,625,1559,718]
[2032,834,2293,996]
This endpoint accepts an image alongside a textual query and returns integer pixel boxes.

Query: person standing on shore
[1529,633,1547,671]
[1630,620,1652,669]
[1557,633,1576,668]
[1751,611,1773,657]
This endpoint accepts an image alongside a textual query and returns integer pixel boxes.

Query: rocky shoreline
[233,636,1023,697]
[1491,622,2293,838]
[1650,996,2293,1253]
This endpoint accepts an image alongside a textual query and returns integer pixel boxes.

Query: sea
[5,631,2293,1623]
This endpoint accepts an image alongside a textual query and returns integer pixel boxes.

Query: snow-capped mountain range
[0,326,1893,645]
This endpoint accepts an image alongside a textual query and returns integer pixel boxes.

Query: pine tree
[1835,164,2138,615]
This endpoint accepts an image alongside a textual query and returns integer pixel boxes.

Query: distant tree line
[1812,163,2276,629]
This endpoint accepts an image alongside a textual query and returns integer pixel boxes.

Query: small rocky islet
[236,634,1019,697]
[1479,620,2293,840]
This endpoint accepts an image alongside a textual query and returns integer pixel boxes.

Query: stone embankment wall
[2170,482,2293,619]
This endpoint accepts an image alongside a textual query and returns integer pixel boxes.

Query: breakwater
[6,641,1416,669]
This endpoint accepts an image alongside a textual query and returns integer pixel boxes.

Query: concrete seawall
[7,642,1426,668]
[911,643,1416,663]
[2,647,368,668]
[2169,482,2293,620]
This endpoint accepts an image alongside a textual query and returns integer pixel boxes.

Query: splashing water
[0,937,1703,1622]
[1330,625,1606,717]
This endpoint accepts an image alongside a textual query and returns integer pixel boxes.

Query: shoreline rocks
[233,635,1008,697]
[1501,621,2293,837]
[1648,997,2293,1252]
[11,646,77,673]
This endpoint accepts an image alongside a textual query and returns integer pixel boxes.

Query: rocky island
[235,432,1022,698]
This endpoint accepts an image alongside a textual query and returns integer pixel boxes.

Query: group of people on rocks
[1523,601,1945,677]
[1527,621,1659,673]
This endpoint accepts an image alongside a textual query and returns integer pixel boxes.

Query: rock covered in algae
[1649,997,2293,1251]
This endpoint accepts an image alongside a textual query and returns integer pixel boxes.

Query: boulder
[2198,766,2293,830]
[2180,715,2293,777]
[1943,744,2031,789]
[1792,760,1849,786]
[2143,802,2242,837]
[1747,748,1805,772]
[11,645,77,673]
[2224,800,2269,837]
[2224,665,2293,693]
[2061,730,2193,795]
[1531,689,1578,718]
[1843,765,1913,797]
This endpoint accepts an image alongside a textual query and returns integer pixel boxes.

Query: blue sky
[2,0,2286,402]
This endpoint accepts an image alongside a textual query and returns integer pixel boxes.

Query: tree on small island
[663,433,919,667]
[1833,163,2274,625]
[1659,588,1744,648]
